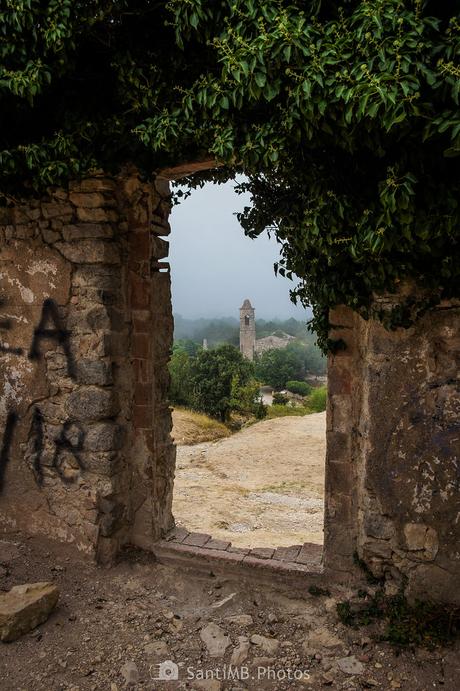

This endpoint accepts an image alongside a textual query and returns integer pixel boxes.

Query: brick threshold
[151,528,325,588]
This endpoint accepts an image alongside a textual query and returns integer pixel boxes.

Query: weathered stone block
[129,231,150,260]
[75,359,113,386]
[70,178,117,193]
[41,228,61,244]
[76,207,118,223]
[42,203,73,219]
[404,523,439,561]
[132,333,150,358]
[151,236,169,260]
[129,274,151,309]
[81,451,123,475]
[73,265,121,289]
[55,239,120,264]
[364,513,395,540]
[84,423,125,451]
[69,192,108,208]
[62,223,114,241]
[325,460,353,496]
[65,387,119,421]
[154,177,171,198]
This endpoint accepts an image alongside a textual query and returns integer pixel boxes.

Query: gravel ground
[1,532,459,690]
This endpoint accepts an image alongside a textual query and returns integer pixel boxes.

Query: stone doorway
[152,175,327,583]
[1,168,458,602]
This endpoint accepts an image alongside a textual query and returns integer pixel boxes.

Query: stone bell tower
[239,299,256,360]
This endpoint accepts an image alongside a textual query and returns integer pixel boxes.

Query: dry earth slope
[172,412,326,548]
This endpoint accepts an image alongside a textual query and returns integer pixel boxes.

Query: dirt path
[172,412,326,548]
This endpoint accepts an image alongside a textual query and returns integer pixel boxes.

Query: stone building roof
[240,299,253,309]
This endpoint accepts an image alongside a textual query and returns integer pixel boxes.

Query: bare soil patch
[172,412,326,548]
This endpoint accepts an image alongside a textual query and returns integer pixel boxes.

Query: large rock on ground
[200,623,231,658]
[0,582,59,642]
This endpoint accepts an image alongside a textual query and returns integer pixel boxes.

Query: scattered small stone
[336,656,364,676]
[200,623,231,657]
[250,634,280,655]
[192,680,222,691]
[211,593,236,610]
[305,627,343,650]
[144,640,170,658]
[322,671,335,685]
[360,636,373,648]
[252,656,275,667]
[230,636,250,666]
[225,614,254,626]
[120,661,139,687]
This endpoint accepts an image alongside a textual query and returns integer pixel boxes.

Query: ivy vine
[0,1,459,347]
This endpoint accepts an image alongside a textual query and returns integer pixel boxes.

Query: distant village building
[239,299,256,360]
[254,333,296,354]
[239,299,296,360]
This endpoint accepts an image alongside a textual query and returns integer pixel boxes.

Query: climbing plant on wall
[0,1,459,346]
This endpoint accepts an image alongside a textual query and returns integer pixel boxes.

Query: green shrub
[307,386,327,413]
[286,380,311,396]
[267,404,309,419]
[272,392,289,406]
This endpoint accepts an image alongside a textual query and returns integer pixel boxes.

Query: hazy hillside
[173,314,320,348]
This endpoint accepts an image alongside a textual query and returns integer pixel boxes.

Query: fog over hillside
[169,180,310,320]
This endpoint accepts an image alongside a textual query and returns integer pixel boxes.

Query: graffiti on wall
[28,298,77,379]
[0,412,19,493]
[0,298,24,355]
[0,296,85,492]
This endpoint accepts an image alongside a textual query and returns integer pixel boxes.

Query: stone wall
[0,172,175,562]
[325,298,460,603]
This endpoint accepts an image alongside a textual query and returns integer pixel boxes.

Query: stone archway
[0,169,458,603]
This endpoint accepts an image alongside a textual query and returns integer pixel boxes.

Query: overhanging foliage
[0,1,459,346]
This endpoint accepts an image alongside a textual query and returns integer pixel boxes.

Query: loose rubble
[0,533,459,689]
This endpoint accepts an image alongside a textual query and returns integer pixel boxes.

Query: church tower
[239,299,256,360]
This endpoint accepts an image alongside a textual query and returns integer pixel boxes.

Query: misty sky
[169,180,308,320]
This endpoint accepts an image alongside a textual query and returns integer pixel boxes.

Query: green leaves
[0,0,458,348]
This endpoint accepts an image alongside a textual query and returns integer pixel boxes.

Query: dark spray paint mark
[0,300,24,356]
[52,420,85,483]
[29,407,45,486]
[28,298,76,379]
[0,411,19,493]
